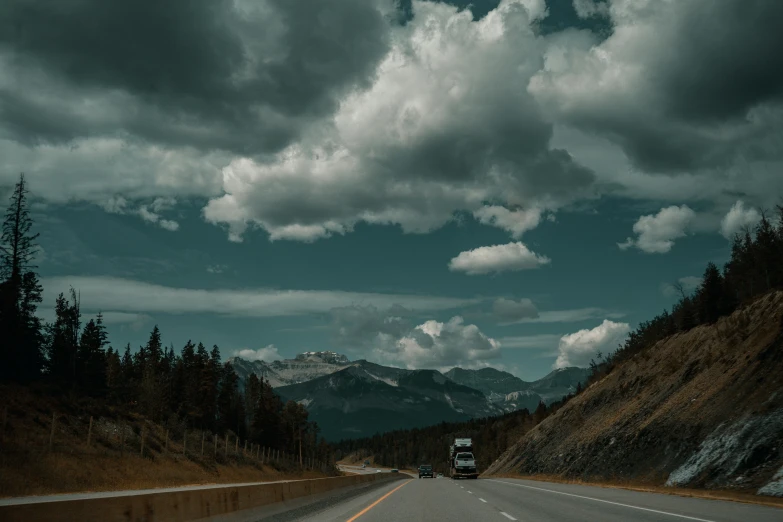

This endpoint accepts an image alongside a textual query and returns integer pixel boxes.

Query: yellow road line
[346,480,412,522]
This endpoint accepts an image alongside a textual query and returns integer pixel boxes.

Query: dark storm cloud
[0,0,392,155]
[535,0,783,174]
[653,0,783,123]
[329,304,413,349]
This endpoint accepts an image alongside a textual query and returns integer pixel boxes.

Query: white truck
[449,438,478,479]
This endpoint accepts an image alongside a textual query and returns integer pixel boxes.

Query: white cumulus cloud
[236,344,282,363]
[618,205,695,253]
[554,319,631,369]
[374,316,501,370]
[473,206,543,239]
[202,0,594,242]
[449,242,551,275]
[720,200,761,239]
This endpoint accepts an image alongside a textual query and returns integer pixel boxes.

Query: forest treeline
[586,203,783,385]
[0,174,329,464]
[334,398,574,473]
[338,205,783,471]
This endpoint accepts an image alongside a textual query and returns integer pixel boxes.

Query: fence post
[201,431,205,456]
[48,412,56,452]
[165,429,169,454]
[244,439,247,456]
[183,431,187,455]
[214,433,217,457]
[140,425,145,457]
[1,405,6,444]
[235,436,238,455]
[224,433,228,457]
[87,416,93,447]
[1,406,6,444]
[121,425,126,456]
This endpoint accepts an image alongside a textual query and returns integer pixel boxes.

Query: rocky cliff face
[276,363,502,441]
[229,352,351,388]
[486,291,783,497]
[444,366,590,412]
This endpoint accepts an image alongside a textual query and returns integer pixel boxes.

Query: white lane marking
[468,491,473,494]
[479,498,487,503]
[500,512,517,521]
[486,480,717,522]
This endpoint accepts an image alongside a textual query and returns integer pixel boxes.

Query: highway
[262,476,783,522]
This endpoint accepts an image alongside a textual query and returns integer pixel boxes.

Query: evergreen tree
[0,174,44,381]
[251,376,284,448]
[105,347,122,401]
[244,373,262,431]
[179,340,198,424]
[77,314,109,394]
[755,213,781,290]
[696,262,724,324]
[204,345,222,431]
[45,289,81,386]
[217,362,243,434]
[139,325,165,420]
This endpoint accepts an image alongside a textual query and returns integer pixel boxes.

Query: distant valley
[229,351,589,441]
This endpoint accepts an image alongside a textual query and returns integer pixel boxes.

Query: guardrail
[0,473,400,522]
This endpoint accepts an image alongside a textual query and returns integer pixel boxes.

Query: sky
[2,0,781,381]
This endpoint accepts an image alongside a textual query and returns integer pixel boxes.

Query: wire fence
[0,406,335,475]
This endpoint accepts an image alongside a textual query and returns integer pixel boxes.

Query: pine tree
[217,362,241,434]
[139,325,165,420]
[77,316,109,394]
[45,289,81,386]
[105,347,122,401]
[696,262,724,325]
[179,340,198,424]
[0,173,44,381]
[252,376,284,448]
[204,345,222,431]
[244,373,262,430]
[755,213,781,290]
[119,343,136,404]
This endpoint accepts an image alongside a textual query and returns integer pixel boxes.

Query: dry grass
[0,451,327,498]
[0,384,332,498]
[488,473,783,510]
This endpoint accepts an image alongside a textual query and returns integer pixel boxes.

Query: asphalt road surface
[266,476,783,522]
[337,465,388,475]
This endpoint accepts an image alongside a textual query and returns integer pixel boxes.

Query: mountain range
[228,351,590,441]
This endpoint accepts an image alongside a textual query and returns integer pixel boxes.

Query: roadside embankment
[0,473,403,522]
[0,384,336,497]
[486,291,783,498]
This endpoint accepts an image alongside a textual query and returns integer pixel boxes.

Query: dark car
[418,464,434,478]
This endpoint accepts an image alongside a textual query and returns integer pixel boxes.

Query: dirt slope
[485,291,783,497]
[0,385,330,498]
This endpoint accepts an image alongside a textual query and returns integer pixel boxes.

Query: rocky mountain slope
[276,362,502,441]
[444,366,590,412]
[529,367,592,404]
[486,291,783,497]
[229,351,351,388]
[230,353,591,439]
